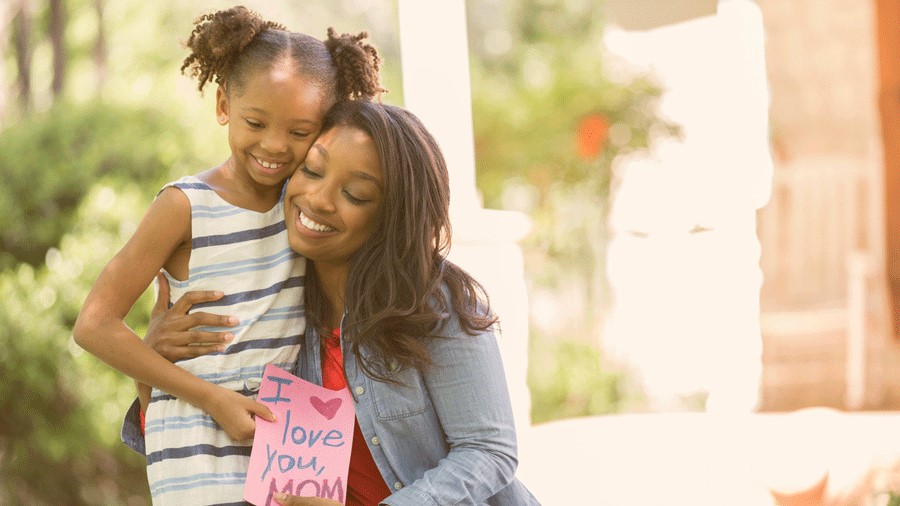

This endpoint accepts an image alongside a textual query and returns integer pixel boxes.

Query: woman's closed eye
[343,190,368,205]
[245,119,264,129]
[300,166,321,178]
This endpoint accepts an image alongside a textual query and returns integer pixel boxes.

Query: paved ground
[515,410,900,505]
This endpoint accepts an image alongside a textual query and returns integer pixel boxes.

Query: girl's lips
[253,156,289,176]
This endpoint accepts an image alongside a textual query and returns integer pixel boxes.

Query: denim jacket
[122,304,539,505]
[299,311,539,506]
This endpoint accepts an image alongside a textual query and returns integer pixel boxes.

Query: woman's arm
[124,274,242,454]
[74,187,274,440]
[386,321,519,505]
[136,272,239,410]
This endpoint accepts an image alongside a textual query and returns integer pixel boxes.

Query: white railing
[757,154,891,409]
[757,155,872,310]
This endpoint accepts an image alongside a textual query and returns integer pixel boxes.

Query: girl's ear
[215,85,229,126]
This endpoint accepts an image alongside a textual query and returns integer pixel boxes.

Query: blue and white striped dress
[144,175,305,505]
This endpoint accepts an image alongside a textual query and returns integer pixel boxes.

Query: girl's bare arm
[74,187,274,439]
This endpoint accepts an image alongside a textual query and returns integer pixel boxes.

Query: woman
[129,99,539,505]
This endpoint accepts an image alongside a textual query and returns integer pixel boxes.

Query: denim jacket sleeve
[121,397,146,455]
[380,320,519,505]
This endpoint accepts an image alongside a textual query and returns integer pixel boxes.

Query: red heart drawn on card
[310,396,342,420]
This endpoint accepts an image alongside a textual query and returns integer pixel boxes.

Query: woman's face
[284,125,384,269]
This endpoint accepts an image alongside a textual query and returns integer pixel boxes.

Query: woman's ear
[215,85,229,126]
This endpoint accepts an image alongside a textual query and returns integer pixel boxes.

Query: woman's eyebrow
[351,171,380,185]
[313,144,329,161]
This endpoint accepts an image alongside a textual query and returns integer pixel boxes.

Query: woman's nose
[307,185,336,214]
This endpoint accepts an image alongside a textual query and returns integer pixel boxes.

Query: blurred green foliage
[0,181,160,504]
[0,100,198,269]
[468,0,678,420]
[0,100,196,502]
[527,331,635,424]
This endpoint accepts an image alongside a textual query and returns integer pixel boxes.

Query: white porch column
[396,0,477,213]
[602,0,770,412]
[397,0,533,429]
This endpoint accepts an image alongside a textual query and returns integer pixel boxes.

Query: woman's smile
[284,125,383,266]
[297,209,336,233]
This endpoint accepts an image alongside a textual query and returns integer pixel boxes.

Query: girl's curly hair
[180,5,385,102]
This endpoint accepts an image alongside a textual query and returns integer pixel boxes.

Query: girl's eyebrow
[244,106,318,125]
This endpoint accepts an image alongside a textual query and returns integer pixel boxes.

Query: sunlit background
[1,0,899,504]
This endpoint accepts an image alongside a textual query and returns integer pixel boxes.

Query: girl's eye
[246,119,263,128]
[292,131,312,139]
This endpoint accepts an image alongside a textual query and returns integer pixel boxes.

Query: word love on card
[244,364,355,506]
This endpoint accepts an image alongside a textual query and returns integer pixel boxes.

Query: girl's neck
[202,158,283,213]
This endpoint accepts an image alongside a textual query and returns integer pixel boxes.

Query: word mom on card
[244,364,355,506]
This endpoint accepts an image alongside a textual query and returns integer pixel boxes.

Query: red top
[322,328,391,506]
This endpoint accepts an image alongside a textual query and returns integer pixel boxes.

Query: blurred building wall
[754,0,896,410]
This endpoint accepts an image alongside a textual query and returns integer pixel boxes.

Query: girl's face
[216,66,330,188]
[284,125,384,269]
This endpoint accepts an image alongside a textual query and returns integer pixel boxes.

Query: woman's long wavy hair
[304,100,498,383]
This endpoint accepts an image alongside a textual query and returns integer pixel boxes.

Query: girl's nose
[260,131,288,154]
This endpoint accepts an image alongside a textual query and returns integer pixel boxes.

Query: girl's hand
[204,387,277,441]
[272,493,343,506]
[145,272,239,361]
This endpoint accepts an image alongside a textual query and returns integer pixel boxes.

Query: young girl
[73,6,383,505]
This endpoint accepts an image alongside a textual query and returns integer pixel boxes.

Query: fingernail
[227,316,239,325]
[217,346,226,352]
[223,333,234,342]
[274,493,287,500]
[214,291,224,297]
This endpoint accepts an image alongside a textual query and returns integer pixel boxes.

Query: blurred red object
[577,114,610,160]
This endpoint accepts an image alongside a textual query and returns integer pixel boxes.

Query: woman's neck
[312,262,348,330]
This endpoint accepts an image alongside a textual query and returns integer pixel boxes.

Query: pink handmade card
[244,364,355,506]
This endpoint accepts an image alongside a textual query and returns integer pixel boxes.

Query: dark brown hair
[180,6,385,103]
[305,101,498,383]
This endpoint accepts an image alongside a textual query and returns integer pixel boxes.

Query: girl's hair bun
[325,27,386,101]
[181,5,285,92]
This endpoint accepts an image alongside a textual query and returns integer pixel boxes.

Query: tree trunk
[49,0,65,98]
[0,2,16,124]
[13,0,32,112]
[93,0,106,93]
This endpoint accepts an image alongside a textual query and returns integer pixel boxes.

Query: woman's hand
[272,493,343,506]
[145,272,239,361]
[204,386,277,441]
[137,273,241,409]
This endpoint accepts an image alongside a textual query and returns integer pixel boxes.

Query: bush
[0,183,156,505]
[0,100,197,268]
[0,100,200,504]
[528,329,640,424]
